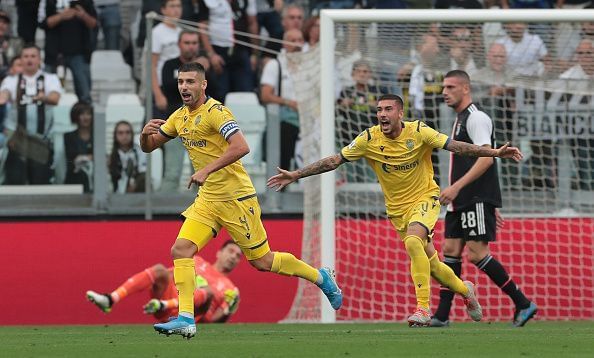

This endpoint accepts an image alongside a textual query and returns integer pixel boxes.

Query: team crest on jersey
[195,115,202,125]
[406,139,415,150]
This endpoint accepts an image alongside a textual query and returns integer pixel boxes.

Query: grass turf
[1,321,593,357]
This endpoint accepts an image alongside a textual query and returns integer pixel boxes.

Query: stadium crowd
[0,0,592,193]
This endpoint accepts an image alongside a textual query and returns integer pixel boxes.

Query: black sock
[434,255,462,321]
[475,255,530,309]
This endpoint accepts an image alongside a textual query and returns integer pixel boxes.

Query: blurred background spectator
[93,0,122,50]
[0,44,62,185]
[16,0,41,44]
[260,28,303,172]
[64,101,93,192]
[0,10,23,83]
[108,120,147,193]
[39,0,97,103]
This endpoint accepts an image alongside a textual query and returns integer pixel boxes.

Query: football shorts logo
[249,207,254,215]
[406,139,415,150]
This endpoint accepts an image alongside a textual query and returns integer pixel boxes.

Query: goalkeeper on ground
[268,92,523,327]
[86,240,241,323]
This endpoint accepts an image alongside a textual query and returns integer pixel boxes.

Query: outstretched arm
[267,154,346,191]
[446,140,523,162]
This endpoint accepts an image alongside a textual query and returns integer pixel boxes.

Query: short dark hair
[178,30,199,43]
[378,94,404,109]
[70,101,94,124]
[21,43,41,55]
[161,0,177,7]
[178,61,206,76]
[445,70,471,84]
[220,239,239,250]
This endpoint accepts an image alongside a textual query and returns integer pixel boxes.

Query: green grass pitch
[1,322,593,357]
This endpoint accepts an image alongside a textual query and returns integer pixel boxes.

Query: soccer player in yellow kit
[268,94,523,327]
[140,62,342,339]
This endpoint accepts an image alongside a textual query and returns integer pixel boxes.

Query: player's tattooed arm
[446,140,523,161]
[446,140,496,157]
[297,154,347,179]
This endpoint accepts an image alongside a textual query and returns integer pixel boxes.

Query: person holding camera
[0,44,62,185]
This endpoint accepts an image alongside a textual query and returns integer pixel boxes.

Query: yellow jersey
[159,97,256,201]
[341,121,449,217]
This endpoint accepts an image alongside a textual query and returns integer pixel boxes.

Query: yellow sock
[429,252,469,296]
[173,258,195,316]
[271,252,320,283]
[403,235,430,309]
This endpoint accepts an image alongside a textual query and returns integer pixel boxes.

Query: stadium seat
[224,92,260,106]
[224,103,266,166]
[105,93,145,152]
[91,50,132,80]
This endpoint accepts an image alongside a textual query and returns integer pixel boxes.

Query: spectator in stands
[337,60,384,183]
[17,0,40,44]
[198,0,259,102]
[559,39,594,190]
[448,26,478,76]
[557,17,594,74]
[337,60,385,144]
[474,43,517,188]
[0,44,63,185]
[136,0,162,49]
[94,0,122,50]
[495,23,548,78]
[108,120,147,193]
[501,0,562,8]
[302,15,320,49]
[39,0,97,104]
[262,4,304,59]
[8,56,24,77]
[159,30,209,192]
[256,0,283,56]
[260,28,303,172]
[0,10,24,82]
[400,33,445,183]
[151,0,182,117]
[64,101,93,192]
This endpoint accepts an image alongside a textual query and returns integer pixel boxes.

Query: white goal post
[287,9,594,323]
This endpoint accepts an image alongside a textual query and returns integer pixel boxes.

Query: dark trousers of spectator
[208,45,254,103]
[47,55,92,103]
[17,1,40,44]
[4,151,52,185]
[96,3,122,50]
[257,11,283,43]
[281,121,299,171]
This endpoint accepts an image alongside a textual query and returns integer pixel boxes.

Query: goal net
[285,9,594,323]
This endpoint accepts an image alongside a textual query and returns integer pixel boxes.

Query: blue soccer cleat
[317,267,343,310]
[154,315,196,339]
[513,302,538,327]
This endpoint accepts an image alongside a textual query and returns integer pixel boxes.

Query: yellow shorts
[181,193,270,260]
[389,194,441,242]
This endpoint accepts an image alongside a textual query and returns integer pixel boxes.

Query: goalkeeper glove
[143,299,165,314]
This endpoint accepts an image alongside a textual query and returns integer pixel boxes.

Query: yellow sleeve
[207,103,240,140]
[158,111,179,139]
[418,121,449,149]
[341,130,370,162]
